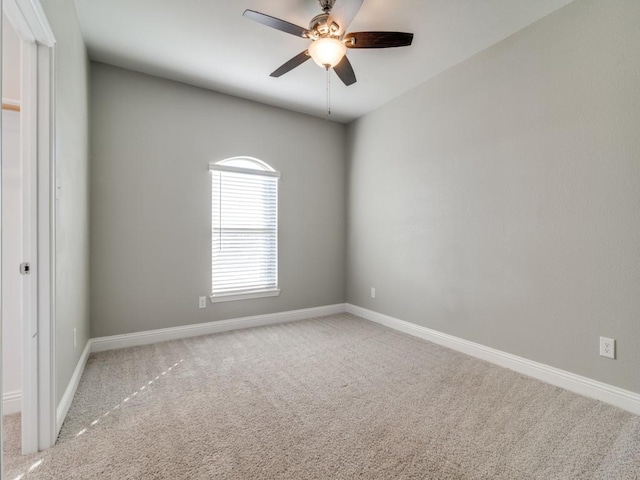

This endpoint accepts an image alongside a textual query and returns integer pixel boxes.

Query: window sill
[209,289,281,304]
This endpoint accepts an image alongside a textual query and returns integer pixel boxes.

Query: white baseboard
[3,390,22,415]
[57,340,91,433]
[346,304,640,416]
[90,303,347,353]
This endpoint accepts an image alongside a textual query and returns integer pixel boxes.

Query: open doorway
[2,0,56,469]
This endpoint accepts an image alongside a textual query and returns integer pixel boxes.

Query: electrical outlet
[199,296,207,309]
[599,337,615,359]
[371,287,376,298]
[73,328,77,349]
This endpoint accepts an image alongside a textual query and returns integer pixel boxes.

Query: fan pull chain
[326,66,331,120]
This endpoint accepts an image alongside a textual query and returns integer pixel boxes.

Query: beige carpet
[3,313,640,479]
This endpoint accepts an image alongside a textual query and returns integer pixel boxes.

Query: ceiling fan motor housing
[309,13,340,39]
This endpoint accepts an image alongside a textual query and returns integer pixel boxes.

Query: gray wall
[90,63,345,338]
[347,0,640,393]
[41,0,91,405]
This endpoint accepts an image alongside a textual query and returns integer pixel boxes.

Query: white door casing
[0,8,4,474]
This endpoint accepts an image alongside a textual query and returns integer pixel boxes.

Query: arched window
[209,157,280,302]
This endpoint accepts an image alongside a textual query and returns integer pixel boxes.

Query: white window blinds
[210,161,280,301]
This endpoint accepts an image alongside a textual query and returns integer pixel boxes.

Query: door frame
[1,6,4,474]
[3,0,56,454]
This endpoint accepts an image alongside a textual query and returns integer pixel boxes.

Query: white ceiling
[73,0,573,123]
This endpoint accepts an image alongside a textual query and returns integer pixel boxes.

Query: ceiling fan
[243,0,414,86]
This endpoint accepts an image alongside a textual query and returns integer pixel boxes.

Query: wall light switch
[199,296,207,309]
[599,337,615,359]
[371,287,376,298]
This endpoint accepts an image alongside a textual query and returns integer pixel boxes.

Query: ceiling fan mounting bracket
[318,0,336,14]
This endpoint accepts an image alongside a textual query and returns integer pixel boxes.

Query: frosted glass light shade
[308,37,347,68]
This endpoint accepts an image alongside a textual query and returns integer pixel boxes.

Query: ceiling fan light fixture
[308,37,347,68]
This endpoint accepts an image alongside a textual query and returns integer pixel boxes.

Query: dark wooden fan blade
[327,0,364,35]
[243,10,309,38]
[344,32,414,48]
[333,56,357,86]
[270,51,311,77]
